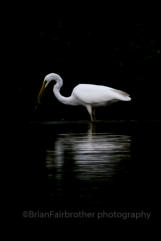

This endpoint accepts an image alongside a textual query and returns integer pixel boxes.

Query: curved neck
[53,78,73,105]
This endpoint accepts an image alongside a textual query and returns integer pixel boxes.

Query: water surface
[20,120,159,211]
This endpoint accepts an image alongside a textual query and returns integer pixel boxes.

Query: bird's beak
[37,82,46,104]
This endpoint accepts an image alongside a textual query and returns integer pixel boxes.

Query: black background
[10,17,160,229]
[15,20,160,122]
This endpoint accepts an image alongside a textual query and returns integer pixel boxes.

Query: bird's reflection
[45,124,131,182]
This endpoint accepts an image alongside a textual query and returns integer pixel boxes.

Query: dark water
[45,130,130,204]
[17,120,160,222]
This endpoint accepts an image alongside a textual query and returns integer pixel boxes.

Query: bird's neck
[53,83,73,105]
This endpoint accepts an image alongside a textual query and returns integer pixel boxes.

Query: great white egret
[38,73,131,121]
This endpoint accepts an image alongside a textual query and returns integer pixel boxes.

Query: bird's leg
[86,105,94,122]
[93,108,96,121]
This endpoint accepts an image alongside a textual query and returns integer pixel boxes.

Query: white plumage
[73,84,131,105]
[38,73,131,121]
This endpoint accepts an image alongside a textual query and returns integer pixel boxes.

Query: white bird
[38,73,131,122]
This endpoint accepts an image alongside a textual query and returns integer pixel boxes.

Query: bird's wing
[72,84,130,105]
[73,84,131,104]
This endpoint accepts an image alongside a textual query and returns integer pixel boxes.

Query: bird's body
[72,84,131,106]
[38,73,131,121]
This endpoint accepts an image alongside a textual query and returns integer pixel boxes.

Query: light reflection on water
[23,121,159,208]
[45,124,131,183]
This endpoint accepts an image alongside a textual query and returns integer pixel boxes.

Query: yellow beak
[37,82,46,104]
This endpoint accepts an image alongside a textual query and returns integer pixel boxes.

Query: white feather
[72,84,131,106]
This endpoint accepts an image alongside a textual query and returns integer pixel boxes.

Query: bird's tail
[122,96,131,101]
[111,88,131,101]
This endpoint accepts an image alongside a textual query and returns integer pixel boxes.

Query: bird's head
[37,73,62,104]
